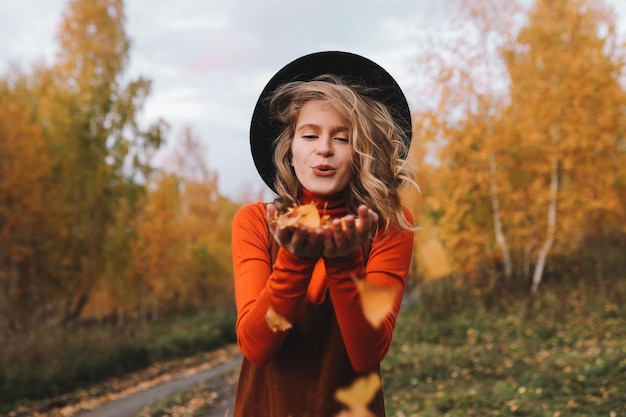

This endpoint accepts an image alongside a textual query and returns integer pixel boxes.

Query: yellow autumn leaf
[265,307,292,332]
[272,202,331,231]
[354,279,398,328]
[335,373,381,411]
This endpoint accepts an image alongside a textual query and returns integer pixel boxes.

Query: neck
[299,188,347,218]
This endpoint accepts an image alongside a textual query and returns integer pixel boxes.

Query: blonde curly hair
[269,74,417,232]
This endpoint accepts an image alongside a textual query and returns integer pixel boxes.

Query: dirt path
[4,344,242,417]
[188,366,240,417]
[25,290,419,417]
[76,357,240,417]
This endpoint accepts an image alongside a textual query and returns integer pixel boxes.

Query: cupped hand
[322,205,379,259]
[267,203,324,259]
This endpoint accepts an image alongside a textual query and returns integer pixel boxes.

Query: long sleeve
[232,202,317,366]
[324,207,414,373]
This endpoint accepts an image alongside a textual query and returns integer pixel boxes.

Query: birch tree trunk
[531,125,560,293]
[523,244,531,281]
[489,151,513,280]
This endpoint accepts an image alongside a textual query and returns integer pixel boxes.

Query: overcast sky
[1,0,625,200]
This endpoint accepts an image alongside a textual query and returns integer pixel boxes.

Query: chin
[306,185,340,196]
[301,176,350,196]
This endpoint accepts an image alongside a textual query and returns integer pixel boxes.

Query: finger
[291,224,312,249]
[308,227,324,247]
[356,205,369,233]
[370,209,379,224]
[341,215,358,240]
[332,217,354,252]
[274,226,293,246]
[266,203,278,229]
[323,224,337,254]
[294,226,324,258]
[356,208,378,243]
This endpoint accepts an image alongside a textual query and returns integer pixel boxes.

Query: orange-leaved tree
[129,173,184,320]
[29,0,165,324]
[502,0,626,291]
[163,128,236,311]
[411,0,626,292]
[0,73,49,332]
[410,0,522,281]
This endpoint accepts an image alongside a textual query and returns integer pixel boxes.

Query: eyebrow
[296,124,349,135]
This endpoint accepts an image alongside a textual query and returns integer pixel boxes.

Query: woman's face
[290,100,353,196]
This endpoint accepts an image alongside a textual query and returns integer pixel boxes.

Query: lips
[312,164,336,177]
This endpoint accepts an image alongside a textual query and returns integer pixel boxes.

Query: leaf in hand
[334,373,381,417]
[272,202,330,231]
[354,278,399,328]
[265,307,292,332]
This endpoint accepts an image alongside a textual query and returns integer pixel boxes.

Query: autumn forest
[1,0,626,412]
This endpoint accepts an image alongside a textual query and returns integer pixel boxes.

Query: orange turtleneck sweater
[231,188,414,372]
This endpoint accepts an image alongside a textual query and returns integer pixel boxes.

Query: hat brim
[250,50,412,192]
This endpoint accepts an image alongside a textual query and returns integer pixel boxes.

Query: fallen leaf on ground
[265,307,293,332]
[7,344,242,417]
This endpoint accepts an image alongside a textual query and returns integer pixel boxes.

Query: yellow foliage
[409,0,626,283]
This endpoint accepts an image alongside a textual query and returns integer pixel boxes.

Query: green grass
[4,275,625,417]
[135,277,626,417]
[382,278,626,416]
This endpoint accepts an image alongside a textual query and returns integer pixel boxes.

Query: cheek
[290,141,308,169]
[339,152,355,178]
[341,149,354,168]
[290,150,300,169]
[290,153,307,179]
[289,140,299,166]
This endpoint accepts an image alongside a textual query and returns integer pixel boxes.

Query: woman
[232,51,417,417]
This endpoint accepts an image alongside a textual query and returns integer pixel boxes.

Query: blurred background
[1,0,625,415]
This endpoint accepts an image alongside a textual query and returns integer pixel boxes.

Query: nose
[316,136,334,156]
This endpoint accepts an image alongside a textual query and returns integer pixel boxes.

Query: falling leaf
[265,307,292,332]
[334,373,381,417]
[354,278,399,328]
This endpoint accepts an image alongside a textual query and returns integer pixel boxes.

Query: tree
[503,0,626,292]
[0,74,49,331]
[130,173,184,320]
[162,128,236,309]
[411,0,522,281]
[31,0,165,324]
[413,0,626,292]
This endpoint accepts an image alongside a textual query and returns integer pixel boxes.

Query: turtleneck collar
[299,187,348,219]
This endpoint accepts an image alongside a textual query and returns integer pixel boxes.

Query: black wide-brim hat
[250,50,413,192]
